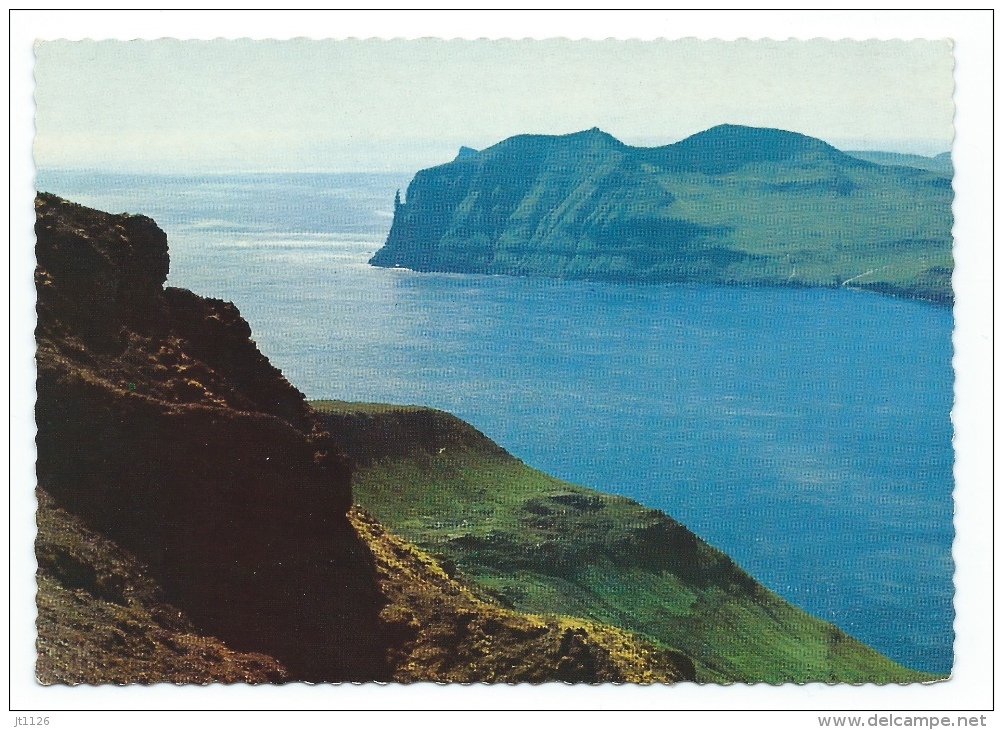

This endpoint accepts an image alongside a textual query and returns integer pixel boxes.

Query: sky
[34,38,956,173]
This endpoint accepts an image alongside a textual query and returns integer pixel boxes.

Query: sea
[36,170,955,675]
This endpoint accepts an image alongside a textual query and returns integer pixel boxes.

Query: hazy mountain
[844,149,953,176]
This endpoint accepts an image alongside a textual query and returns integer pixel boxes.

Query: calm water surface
[38,171,955,674]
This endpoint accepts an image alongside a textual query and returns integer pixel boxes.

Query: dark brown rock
[35,193,387,681]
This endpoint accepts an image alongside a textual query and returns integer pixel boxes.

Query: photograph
[10,9,993,723]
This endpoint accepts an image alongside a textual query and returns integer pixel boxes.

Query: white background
[7,8,995,725]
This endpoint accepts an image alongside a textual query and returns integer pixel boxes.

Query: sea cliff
[370,125,953,304]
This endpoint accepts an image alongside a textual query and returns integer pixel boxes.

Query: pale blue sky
[34,38,955,173]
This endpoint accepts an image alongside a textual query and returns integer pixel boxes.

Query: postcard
[12,12,994,718]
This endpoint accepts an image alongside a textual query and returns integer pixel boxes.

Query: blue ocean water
[37,170,955,675]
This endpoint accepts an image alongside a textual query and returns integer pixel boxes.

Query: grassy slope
[373,127,953,304]
[315,400,941,685]
[643,161,953,302]
[351,506,695,683]
[37,481,694,684]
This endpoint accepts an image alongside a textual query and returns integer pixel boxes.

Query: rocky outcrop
[34,193,697,684]
[35,193,388,681]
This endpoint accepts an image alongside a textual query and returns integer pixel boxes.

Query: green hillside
[370,125,953,304]
[313,400,941,684]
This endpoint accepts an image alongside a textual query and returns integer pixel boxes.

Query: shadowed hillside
[34,193,696,684]
[370,125,953,304]
[35,488,291,684]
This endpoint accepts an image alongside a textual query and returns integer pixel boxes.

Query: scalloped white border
[8,9,993,723]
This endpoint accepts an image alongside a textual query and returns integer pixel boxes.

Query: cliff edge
[34,193,695,684]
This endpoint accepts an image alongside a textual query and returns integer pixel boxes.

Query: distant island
[370,125,953,304]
